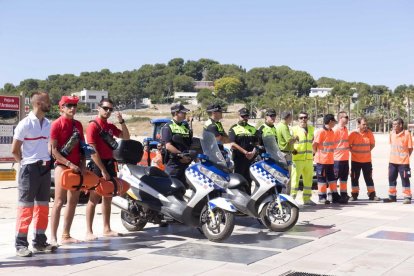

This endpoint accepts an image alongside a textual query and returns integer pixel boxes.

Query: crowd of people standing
[10,93,412,258]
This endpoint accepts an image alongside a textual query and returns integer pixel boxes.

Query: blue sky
[1,0,413,90]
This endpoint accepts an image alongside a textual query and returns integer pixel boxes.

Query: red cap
[59,96,79,107]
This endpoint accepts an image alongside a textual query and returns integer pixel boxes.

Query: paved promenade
[1,134,414,275]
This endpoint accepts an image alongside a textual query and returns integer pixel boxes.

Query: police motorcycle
[111,137,236,242]
[201,131,299,232]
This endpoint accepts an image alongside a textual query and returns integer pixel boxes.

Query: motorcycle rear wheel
[260,200,299,232]
[200,206,235,242]
[121,210,147,231]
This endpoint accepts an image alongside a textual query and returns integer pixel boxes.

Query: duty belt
[34,160,51,167]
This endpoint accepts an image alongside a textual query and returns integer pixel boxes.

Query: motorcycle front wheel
[260,200,299,232]
[200,206,235,242]
[120,210,147,232]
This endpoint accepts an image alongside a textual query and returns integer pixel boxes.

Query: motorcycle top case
[95,177,131,197]
[113,139,143,164]
[60,169,100,191]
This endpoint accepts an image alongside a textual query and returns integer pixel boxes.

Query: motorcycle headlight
[199,166,228,188]
[262,163,289,186]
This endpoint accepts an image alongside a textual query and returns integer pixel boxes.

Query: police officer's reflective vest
[167,120,191,153]
[292,125,314,161]
[260,123,277,138]
[204,118,224,134]
[232,123,257,137]
[169,120,190,138]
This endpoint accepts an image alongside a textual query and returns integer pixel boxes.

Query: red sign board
[0,96,20,111]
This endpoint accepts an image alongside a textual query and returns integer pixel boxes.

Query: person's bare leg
[102,197,119,237]
[61,190,81,244]
[50,165,67,246]
[85,191,100,241]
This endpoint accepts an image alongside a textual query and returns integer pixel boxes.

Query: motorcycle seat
[228,173,249,190]
[126,164,185,197]
[127,164,169,179]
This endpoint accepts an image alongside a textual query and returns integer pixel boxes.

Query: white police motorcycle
[200,131,299,232]
[111,138,236,242]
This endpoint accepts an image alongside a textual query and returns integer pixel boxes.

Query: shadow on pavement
[2,233,172,268]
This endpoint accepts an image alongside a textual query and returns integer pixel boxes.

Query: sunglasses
[268,114,276,118]
[343,116,349,119]
[64,104,77,109]
[101,106,114,112]
[241,115,250,118]
[299,116,308,120]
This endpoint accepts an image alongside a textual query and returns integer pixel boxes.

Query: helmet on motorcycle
[95,177,131,197]
[60,169,100,191]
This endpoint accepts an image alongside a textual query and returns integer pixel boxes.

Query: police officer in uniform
[228,108,258,194]
[257,108,278,145]
[204,103,230,144]
[161,103,193,187]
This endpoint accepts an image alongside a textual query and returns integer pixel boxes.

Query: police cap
[206,103,223,112]
[265,108,276,116]
[238,108,250,116]
[171,103,190,113]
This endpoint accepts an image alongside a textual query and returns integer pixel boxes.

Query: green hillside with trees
[1,58,413,129]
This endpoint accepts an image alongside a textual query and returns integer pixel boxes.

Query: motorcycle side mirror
[197,153,209,161]
[261,153,271,159]
[188,150,198,159]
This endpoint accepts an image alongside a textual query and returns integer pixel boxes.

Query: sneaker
[16,247,32,257]
[383,198,397,203]
[33,243,58,253]
[403,198,411,204]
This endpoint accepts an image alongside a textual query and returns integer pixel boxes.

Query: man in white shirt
[11,91,57,257]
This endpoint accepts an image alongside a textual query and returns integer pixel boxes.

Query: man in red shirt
[313,114,345,204]
[384,118,413,204]
[50,96,85,246]
[85,98,130,240]
[348,118,380,201]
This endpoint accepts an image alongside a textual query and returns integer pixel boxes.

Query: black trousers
[165,160,189,188]
[234,156,254,195]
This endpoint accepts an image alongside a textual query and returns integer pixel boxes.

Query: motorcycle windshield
[201,131,227,168]
[263,136,288,167]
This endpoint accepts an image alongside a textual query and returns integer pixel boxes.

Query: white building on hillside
[72,89,108,109]
[174,92,198,105]
[309,87,332,98]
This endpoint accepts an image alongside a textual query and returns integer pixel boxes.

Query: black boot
[368,192,381,201]
[341,192,350,203]
[350,192,359,201]
[332,192,346,204]
[383,195,397,203]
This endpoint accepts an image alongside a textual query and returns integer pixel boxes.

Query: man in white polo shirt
[11,91,57,257]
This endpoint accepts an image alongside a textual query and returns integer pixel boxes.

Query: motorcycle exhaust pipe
[111,196,129,212]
